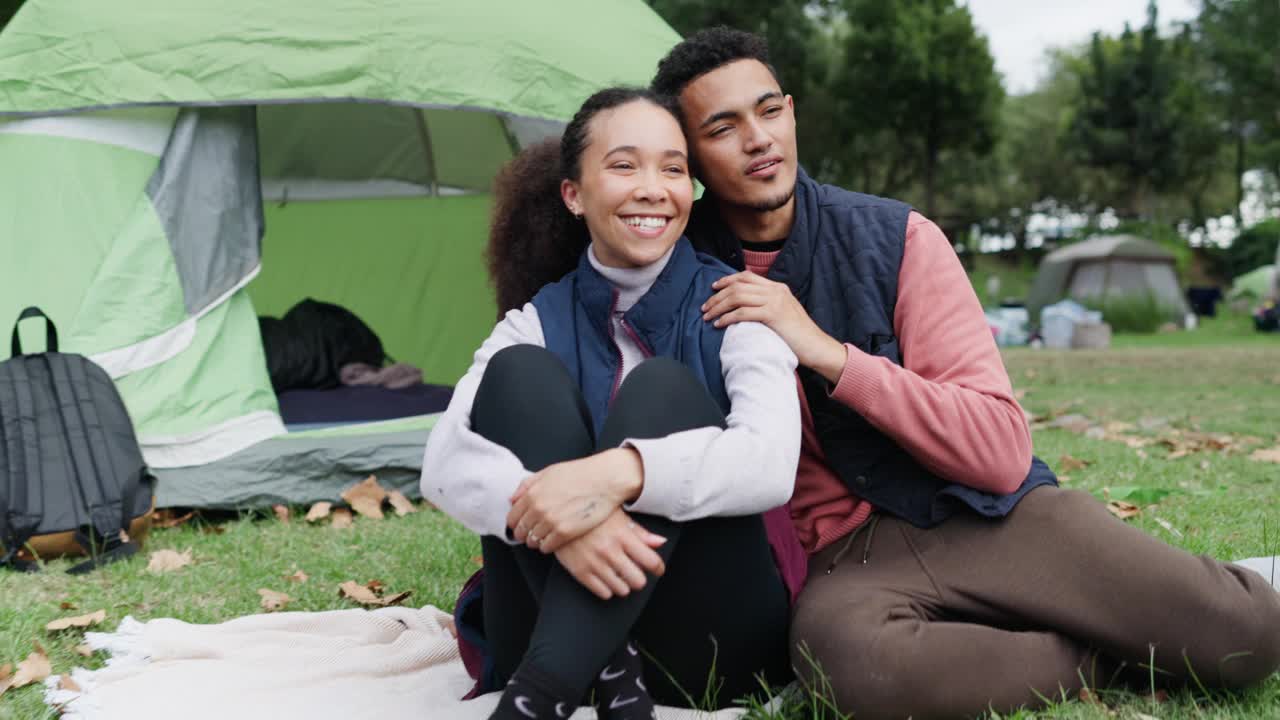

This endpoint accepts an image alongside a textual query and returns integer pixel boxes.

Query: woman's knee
[603,358,725,445]
[472,345,593,467]
[1196,568,1280,688]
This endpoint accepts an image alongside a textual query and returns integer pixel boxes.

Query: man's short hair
[651,26,780,102]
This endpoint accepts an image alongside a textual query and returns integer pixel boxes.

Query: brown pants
[791,486,1280,720]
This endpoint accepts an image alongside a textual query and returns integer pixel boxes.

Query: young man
[652,27,1280,720]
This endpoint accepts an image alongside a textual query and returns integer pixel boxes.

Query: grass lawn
[2,314,1278,719]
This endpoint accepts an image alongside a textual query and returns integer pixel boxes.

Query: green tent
[1026,234,1191,322]
[1228,265,1277,301]
[0,0,680,505]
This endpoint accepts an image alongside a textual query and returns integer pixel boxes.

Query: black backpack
[0,308,154,573]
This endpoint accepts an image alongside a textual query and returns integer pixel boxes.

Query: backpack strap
[65,467,147,576]
[10,307,58,357]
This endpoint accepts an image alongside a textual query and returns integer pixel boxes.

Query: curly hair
[487,87,676,315]
[651,26,779,105]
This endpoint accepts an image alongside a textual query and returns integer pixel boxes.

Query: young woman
[420,88,804,720]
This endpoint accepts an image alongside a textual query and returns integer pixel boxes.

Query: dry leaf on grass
[46,609,106,632]
[74,645,93,658]
[285,570,309,583]
[338,580,412,607]
[388,490,417,517]
[10,644,52,690]
[150,510,195,529]
[1249,447,1280,464]
[272,504,291,523]
[1103,421,1135,433]
[330,507,354,529]
[59,601,76,611]
[59,674,81,692]
[305,502,332,522]
[146,548,193,574]
[1106,500,1141,520]
[1058,454,1092,473]
[258,589,292,612]
[342,476,388,519]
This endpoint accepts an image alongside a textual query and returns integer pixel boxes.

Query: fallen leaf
[338,580,383,606]
[388,490,418,517]
[59,601,76,611]
[59,674,81,693]
[342,476,388,519]
[285,570,309,583]
[46,609,106,632]
[305,502,332,522]
[382,591,412,606]
[1107,500,1141,520]
[338,580,412,607]
[1058,475,1071,484]
[1058,454,1092,473]
[1047,414,1093,434]
[151,510,195,529]
[258,589,292,612]
[74,645,93,658]
[1078,687,1105,707]
[146,548,193,573]
[1250,447,1280,464]
[10,644,51,690]
[330,507,354,529]
[273,504,290,523]
[470,555,483,566]
[1103,421,1135,433]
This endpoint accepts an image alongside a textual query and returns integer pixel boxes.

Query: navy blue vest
[530,238,733,437]
[687,168,1057,528]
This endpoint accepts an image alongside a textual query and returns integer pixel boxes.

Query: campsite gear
[259,299,387,392]
[0,0,679,503]
[1069,321,1112,349]
[0,308,154,572]
[1186,286,1224,316]
[1040,299,1103,349]
[1025,234,1190,322]
[339,362,423,390]
[1229,265,1277,301]
[688,168,1058,530]
[465,348,793,705]
[44,605,755,720]
[791,486,1280,720]
[1255,300,1280,332]
[984,306,1029,346]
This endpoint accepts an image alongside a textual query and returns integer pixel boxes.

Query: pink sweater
[742,212,1032,555]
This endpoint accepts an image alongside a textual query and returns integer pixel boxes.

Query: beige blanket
[44,605,751,720]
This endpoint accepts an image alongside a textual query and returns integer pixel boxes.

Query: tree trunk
[1234,126,1246,227]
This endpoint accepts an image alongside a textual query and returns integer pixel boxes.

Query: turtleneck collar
[586,242,676,313]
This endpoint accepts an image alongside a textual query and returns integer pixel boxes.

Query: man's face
[678,59,798,212]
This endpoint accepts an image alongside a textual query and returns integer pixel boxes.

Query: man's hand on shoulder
[702,271,847,383]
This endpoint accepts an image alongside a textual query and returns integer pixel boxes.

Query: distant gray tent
[1026,235,1190,321]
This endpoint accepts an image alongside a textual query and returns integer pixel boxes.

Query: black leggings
[473,345,792,708]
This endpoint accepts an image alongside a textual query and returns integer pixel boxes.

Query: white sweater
[420,245,801,541]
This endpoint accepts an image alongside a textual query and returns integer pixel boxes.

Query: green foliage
[1208,219,1280,281]
[832,0,1003,217]
[1081,291,1181,333]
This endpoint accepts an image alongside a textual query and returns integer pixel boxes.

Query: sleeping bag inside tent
[0,0,682,509]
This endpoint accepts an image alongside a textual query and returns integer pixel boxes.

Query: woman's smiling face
[561,99,694,269]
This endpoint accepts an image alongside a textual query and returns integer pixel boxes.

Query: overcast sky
[965,0,1200,94]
